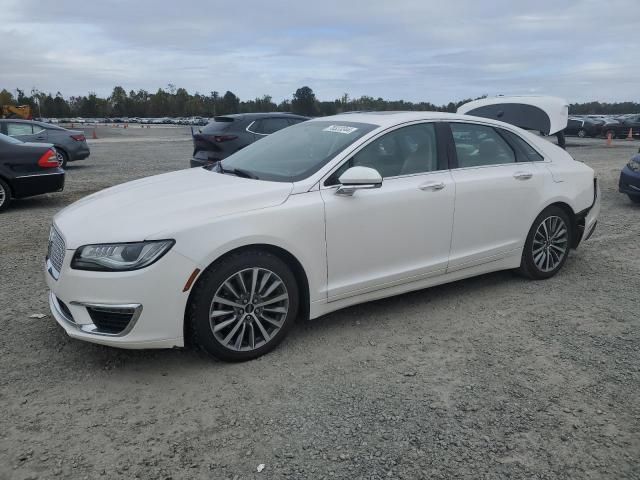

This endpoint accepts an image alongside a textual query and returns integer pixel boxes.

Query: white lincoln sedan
[45,112,600,361]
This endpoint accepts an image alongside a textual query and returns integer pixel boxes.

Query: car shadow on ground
[48,269,521,373]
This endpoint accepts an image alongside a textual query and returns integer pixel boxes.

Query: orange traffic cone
[626,128,633,140]
[606,131,612,146]
[92,128,97,139]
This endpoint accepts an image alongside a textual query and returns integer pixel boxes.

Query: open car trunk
[457,96,569,135]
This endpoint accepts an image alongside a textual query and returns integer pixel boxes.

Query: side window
[450,123,516,168]
[328,123,438,184]
[33,124,46,134]
[500,130,544,162]
[287,118,305,126]
[7,123,33,136]
[261,118,291,134]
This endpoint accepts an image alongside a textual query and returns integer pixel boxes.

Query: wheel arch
[183,243,311,344]
[0,173,13,197]
[537,201,583,249]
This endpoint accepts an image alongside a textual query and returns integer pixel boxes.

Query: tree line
[1,85,637,118]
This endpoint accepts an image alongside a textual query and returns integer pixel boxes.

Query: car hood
[54,168,293,249]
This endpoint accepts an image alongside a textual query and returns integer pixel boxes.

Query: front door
[320,122,455,301]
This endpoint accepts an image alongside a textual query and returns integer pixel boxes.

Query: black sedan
[190,113,308,168]
[0,133,65,212]
[564,117,602,138]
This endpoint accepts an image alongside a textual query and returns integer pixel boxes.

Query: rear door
[6,122,37,142]
[446,121,546,271]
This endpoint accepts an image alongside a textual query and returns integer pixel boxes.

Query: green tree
[291,86,318,116]
[109,86,128,116]
[221,91,239,114]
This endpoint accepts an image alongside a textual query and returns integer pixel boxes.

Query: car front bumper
[619,165,640,197]
[45,246,198,349]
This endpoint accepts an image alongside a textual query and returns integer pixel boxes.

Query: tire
[577,129,586,138]
[0,177,11,212]
[518,206,572,280]
[188,249,299,361]
[629,195,640,204]
[55,148,68,168]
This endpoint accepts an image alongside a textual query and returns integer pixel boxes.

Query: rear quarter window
[500,130,544,162]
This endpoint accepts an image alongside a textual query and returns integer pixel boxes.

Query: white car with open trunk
[46,111,600,361]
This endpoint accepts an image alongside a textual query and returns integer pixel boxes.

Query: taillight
[70,134,86,141]
[38,149,59,168]
[213,135,238,143]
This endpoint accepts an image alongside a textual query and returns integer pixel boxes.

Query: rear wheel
[577,129,587,138]
[0,178,11,212]
[55,148,68,168]
[518,206,572,279]
[188,250,299,361]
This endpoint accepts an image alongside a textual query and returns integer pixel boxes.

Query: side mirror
[336,166,382,196]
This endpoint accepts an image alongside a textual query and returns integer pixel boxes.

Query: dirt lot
[1,127,638,480]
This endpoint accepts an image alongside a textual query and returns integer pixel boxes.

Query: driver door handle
[419,181,445,191]
[513,171,533,180]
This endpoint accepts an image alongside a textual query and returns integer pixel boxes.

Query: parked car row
[565,114,640,139]
[0,119,92,211]
[38,116,210,126]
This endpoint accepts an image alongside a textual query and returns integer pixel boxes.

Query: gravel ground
[1,128,638,480]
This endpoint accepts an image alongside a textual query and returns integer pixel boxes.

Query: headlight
[71,240,175,271]
[627,160,640,172]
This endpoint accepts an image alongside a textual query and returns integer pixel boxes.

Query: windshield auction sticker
[323,125,359,134]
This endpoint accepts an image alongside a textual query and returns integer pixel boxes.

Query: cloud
[0,0,638,103]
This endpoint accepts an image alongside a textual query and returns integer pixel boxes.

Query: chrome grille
[47,225,66,278]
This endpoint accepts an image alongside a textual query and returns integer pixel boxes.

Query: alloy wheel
[532,215,569,272]
[209,267,289,351]
[0,182,5,207]
[55,150,65,166]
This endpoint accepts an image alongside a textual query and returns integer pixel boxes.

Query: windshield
[0,133,23,145]
[221,120,378,182]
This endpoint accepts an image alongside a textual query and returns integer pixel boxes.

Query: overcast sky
[1,0,638,104]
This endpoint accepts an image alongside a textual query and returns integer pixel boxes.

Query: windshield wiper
[223,166,259,179]
[211,161,259,180]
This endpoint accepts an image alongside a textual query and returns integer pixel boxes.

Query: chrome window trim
[246,121,269,136]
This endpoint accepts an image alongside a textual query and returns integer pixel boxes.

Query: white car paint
[46,111,600,349]
[457,95,569,135]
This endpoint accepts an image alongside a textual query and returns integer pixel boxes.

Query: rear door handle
[513,172,533,180]
[419,181,445,191]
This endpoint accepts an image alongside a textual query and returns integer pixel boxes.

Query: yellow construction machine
[1,105,32,119]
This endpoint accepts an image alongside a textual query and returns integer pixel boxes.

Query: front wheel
[577,129,587,138]
[518,206,572,279]
[188,250,299,361]
[629,195,640,204]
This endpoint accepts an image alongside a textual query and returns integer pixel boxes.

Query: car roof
[307,111,527,129]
